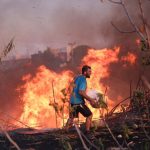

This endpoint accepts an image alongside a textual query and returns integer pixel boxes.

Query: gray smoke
[0,0,120,57]
[0,0,150,126]
[0,0,149,57]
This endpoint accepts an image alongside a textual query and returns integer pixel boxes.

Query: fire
[81,47,120,119]
[121,52,137,65]
[19,66,73,128]
[18,47,135,128]
[136,39,140,45]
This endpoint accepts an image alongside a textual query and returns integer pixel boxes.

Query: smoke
[0,0,149,57]
[0,0,120,57]
[0,0,150,128]
[99,0,150,101]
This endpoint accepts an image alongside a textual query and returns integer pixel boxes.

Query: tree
[107,0,150,65]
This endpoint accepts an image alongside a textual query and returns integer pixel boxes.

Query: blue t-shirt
[70,75,87,104]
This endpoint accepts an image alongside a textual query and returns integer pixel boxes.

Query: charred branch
[108,0,122,4]
[138,0,150,46]
[0,125,21,150]
[111,22,136,33]
[108,0,146,41]
[0,38,15,62]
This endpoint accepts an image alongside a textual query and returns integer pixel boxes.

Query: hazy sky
[0,0,119,57]
[1,0,148,58]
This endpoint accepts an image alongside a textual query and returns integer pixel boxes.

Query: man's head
[82,65,91,78]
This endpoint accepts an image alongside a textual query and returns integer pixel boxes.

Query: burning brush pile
[0,44,150,149]
[16,47,137,129]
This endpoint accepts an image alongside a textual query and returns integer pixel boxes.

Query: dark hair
[82,65,91,74]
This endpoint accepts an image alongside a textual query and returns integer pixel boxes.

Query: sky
[0,0,149,58]
[0,0,119,58]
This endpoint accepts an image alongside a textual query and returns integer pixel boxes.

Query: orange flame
[136,39,140,45]
[121,52,137,65]
[81,47,120,119]
[19,66,73,128]
[18,47,135,128]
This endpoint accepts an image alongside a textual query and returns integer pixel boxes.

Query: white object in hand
[86,89,107,109]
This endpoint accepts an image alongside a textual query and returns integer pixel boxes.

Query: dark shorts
[70,103,92,118]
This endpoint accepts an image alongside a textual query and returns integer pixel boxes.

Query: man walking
[66,65,95,136]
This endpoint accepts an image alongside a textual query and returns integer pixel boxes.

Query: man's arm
[78,77,95,105]
[79,90,95,105]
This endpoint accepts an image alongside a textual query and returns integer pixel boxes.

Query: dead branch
[0,38,15,62]
[102,118,124,149]
[111,22,136,33]
[108,96,131,116]
[80,131,99,150]
[74,124,89,150]
[108,0,146,41]
[121,0,145,40]
[0,111,32,128]
[138,0,149,45]
[0,118,19,129]
[138,107,150,140]
[74,124,99,150]
[52,81,58,128]
[0,124,21,150]
[140,120,150,140]
[141,76,150,90]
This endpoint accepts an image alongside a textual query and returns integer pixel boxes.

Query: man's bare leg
[65,117,74,131]
[85,114,93,132]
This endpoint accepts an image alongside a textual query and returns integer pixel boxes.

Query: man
[66,65,95,136]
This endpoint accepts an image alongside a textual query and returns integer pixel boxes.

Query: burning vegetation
[16,47,138,129]
[0,0,150,149]
[1,43,149,150]
[0,32,150,150]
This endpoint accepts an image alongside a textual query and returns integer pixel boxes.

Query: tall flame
[19,47,136,128]
[20,66,73,128]
[121,52,137,65]
[81,47,120,119]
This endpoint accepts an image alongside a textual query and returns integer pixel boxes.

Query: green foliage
[140,40,149,52]
[122,124,132,139]
[69,106,74,113]
[142,56,150,65]
[139,39,150,66]
[61,88,69,103]
[133,90,144,105]
[134,90,144,97]
[96,93,107,109]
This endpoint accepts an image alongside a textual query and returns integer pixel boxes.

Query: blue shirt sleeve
[78,77,86,91]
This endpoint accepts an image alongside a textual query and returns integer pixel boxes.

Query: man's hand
[79,90,97,105]
[89,98,96,106]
